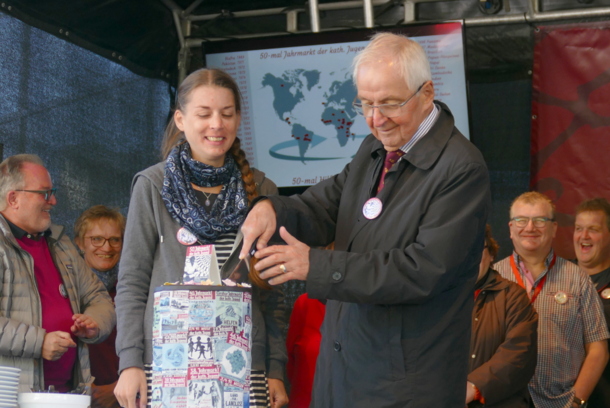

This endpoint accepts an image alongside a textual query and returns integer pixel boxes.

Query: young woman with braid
[114,68,288,408]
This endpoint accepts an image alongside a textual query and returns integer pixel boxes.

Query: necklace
[202,191,213,207]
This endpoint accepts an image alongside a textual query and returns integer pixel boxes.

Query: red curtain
[531,22,610,259]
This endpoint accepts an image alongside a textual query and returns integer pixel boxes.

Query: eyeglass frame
[14,188,57,201]
[85,236,123,248]
[510,216,555,228]
[352,83,426,118]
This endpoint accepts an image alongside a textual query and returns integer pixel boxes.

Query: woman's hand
[114,367,147,408]
[268,378,289,408]
[465,381,476,404]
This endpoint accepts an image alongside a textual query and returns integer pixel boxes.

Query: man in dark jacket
[241,32,491,407]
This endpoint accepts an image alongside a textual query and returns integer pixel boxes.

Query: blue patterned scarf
[161,143,248,244]
[92,265,118,292]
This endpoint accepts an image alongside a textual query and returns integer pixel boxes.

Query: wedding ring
[279,264,287,274]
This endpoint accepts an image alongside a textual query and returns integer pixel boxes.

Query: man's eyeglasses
[353,83,425,118]
[86,236,123,248]
[15,188,57,201]
[511,217,555,228]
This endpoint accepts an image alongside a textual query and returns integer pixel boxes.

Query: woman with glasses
[74,205,126,408]
[114,68,288,408]
[466,225,538,407]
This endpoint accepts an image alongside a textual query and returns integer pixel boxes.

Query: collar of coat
[0,213,66,248]
[477,268,512,293]
[369,101,458,172]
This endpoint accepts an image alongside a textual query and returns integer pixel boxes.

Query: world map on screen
[261,68,360,162]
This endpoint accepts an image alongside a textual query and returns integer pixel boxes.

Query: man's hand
[240,199,277,259]
[115,367,147,408]
[71,314,100,339]
[268,378,289,408]
[92,382,120,408]
[41,331,76,361]
[255,227,310,285]
[572,339,608,403]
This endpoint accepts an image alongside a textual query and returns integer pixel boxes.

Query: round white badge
[554,291,568,304]
[362,197,383,220]
[176,227,198,245]
[59,283,68,299]
[602,288,610,300]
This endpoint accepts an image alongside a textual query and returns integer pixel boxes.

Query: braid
[230,138,257,204]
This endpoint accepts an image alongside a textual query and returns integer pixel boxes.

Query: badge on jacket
[363,197,383,220]
[59,283,68,299]
[554,291,568,304]
[177,227,198,245]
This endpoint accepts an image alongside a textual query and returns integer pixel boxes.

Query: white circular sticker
[176,227,198,245]
[362,197,383,220]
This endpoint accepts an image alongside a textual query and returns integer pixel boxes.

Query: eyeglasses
[353,83,425,118]
[15,188,57,201]
[86,236,123,248]
[511,217,555,228]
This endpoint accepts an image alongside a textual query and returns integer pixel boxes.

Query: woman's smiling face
[78,219,123,272]
[174,85,241,167]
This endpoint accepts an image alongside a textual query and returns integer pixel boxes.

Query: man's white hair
[352,32,432,92]
[0,154,45,212]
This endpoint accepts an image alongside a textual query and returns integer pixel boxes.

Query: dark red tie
[377,150,405,193]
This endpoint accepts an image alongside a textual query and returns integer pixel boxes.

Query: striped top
[214,231,237,270]
[495,252,609,408]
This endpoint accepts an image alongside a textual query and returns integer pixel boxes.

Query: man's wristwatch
[573,395,586,406]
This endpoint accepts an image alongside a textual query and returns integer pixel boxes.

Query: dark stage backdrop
[531,21,610,259]
[0,13,171,234]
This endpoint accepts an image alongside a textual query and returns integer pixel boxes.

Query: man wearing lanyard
[0,154,115,392]
[240,32,491,407]
[573,198,610,408]
[495,191,609,408]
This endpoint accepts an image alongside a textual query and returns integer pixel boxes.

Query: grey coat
[0,215,116,392]
[115,162,287,379]
[268,102,491,407]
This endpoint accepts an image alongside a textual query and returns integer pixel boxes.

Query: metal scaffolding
[161,0,610,83]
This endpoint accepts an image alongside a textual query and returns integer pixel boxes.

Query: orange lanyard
[510,254,556,304]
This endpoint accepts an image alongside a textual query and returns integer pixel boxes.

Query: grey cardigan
[115,162,287,380]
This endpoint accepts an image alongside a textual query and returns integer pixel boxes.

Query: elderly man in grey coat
[0,154,115,392]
